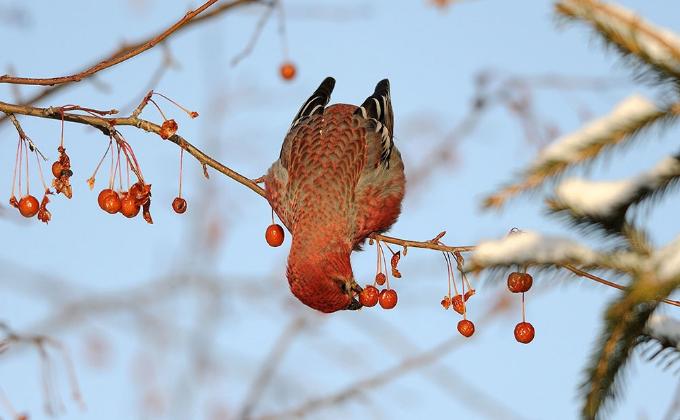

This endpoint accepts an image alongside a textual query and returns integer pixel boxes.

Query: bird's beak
[345,281,363,310]
[347,296,362,310]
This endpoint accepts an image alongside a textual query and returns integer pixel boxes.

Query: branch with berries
[2,92,677,347]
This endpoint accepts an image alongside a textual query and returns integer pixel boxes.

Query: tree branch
[1,98,676,308]
[0,0,226,86]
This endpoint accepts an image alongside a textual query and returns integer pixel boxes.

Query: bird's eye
[333,278,349,293]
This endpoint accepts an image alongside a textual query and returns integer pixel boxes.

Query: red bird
[265,78,406,313]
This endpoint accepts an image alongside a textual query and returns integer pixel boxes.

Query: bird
[264,77,406,313]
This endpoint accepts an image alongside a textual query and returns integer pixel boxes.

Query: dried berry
[37,191,52,224]
[379,289,398,309]
[464,289,476,301]
[375,272,386,286]
[514,322,535,344]
[172,197,187,214]
[159,119,178,139]
[142,199,153,224]
[441,296,451,310]
[18,195,39,218]
[266,224,285,247]
[129,182,151,206]
[279,62,296,81]
[457,319,475,337]
[391,251,402,278]
[359,285,380,307]
[507,272,533,293]
[52,146,73,198]
[452,294,465,314]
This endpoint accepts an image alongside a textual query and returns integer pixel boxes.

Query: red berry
[452,294,465,314]
[172,197,187,214]
[51,161,63,178]
[359,285,380,307]
[514,322,535,344]
[101,192,122,214]
[18,195,39,218]
[265,224,285,247]
[120,194,140,218]
[280,62,296,81]
[375,272,386,286]
[379,289,398,309]
[507,272,533,293]
[98,189,116,210]
[457,319,475,337]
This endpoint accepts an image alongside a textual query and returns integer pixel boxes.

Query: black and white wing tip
[290,76,336,128]
[354,79,394,166]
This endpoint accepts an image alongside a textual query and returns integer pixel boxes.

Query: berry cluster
[6,97,198,225]
[507,270,535,344]
[440,251,476,337]
[8,128,53,223]
[97,182,151,220]
[89,136,155,223]
[359,239,403,310]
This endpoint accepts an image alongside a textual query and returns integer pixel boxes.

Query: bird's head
[286,251,361,313]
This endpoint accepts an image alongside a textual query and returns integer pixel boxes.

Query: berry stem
[11,137,21,197]
[24,138,30,195]
[118,150,125,192]
[455,252,474,292]
[152,92,197,118]
[126,159,131,189]
[89,139,112,186]
[521,292,526,323]
[108,140,115,189]
[59,108,65,148]
[375,239,382,285]
[275,0,290,59]
[178,147,184,198]
[34,150,49,191]
[379,241,390,289]
[444,252,459,296]
[148,98,168,121]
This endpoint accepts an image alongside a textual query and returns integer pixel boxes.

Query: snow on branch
[653,236,680,282]
[484,95,671,209]
[641,313,680,372]
[645,314,680,348]
[556,0,680,81]
[549,153,680,228]
[466,231,605,271]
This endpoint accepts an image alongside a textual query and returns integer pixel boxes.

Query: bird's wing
[351,79,405,245]
[290,77,335,129]
[266,77,336,230]
[353,79,394,167]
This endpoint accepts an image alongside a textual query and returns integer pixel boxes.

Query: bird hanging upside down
[265,77,406,313]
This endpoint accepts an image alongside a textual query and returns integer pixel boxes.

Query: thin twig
[0,0,258,125]
[237,316,308,419]
[0,0,221,86]
[254,293,513,420]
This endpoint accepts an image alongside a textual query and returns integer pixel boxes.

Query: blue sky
[0,1,678,419]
